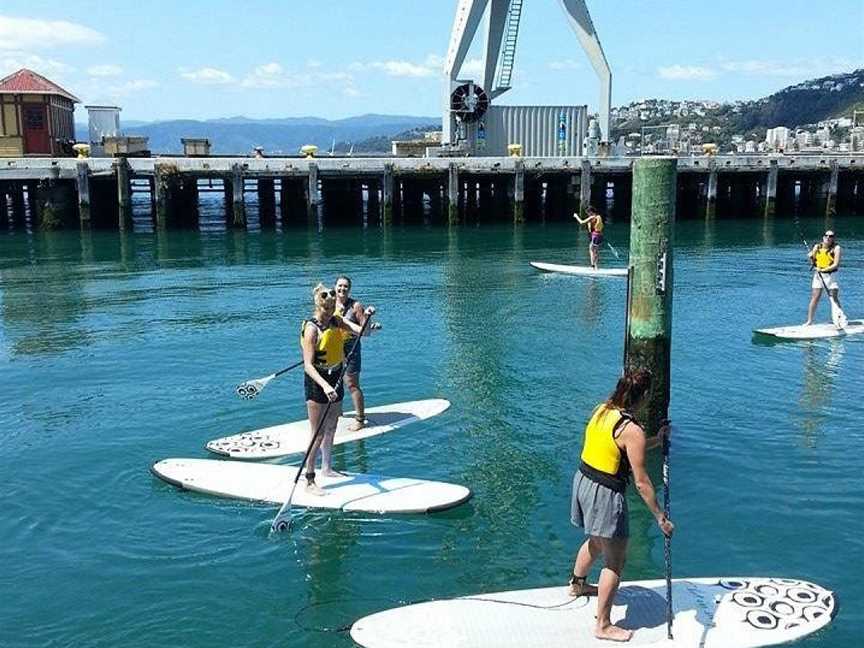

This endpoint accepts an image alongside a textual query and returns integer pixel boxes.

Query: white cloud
[0,15,104,50]
[105,79,158,97]
[718,58,857,78]
[241,62,294,88]
[657,64,717,81]
[351,53,451,79]
[87,64,122,77]
[0,52,71,77]
[180,66,234,84]
[548,59,582,71]
[343,86,361,97]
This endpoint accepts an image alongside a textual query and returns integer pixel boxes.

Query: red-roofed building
[0,68,80,156]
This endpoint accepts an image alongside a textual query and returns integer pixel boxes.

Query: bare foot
[304,482,327,496]
[321,469,345,478]
[595,624,633,642]
[802,320,812,326]
[347,418,366,432]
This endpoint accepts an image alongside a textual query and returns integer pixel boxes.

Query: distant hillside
[611,69,864,145]
[74,114,438,155]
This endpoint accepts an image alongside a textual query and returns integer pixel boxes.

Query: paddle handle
[274,359,304,378]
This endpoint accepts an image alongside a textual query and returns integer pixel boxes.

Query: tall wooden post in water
[513,160,525,224]
[448,163,460,225]
[231,164,246,229]
[626,158,676,437]
[115,158,133,230]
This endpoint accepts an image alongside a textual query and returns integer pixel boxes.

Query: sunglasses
[318,289,336,299]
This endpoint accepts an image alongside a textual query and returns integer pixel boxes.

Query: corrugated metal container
[481,105,587,157]
[85,105,121,157]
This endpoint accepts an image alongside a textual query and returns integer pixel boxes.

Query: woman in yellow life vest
[805,230,842,326]
[569,368,675,643]
[573,205,604,269]
[300,282,375,495]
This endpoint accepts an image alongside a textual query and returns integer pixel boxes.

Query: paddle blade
[830,300,849,329]
[235,374,275,400]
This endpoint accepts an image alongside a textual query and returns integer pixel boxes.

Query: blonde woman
[300,283,374,495]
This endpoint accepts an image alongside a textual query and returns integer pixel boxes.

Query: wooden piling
[764,160,778,218]
[626,157,677,437]
[26,182,41,228]
[115,158,133,230]
[826,161,839,218]
[382,164,393,226]
[38,175,75,230]
[448,163,460,225]
[76,162,91,229]
[257,178,276,228]
[706,165,718,219]
[513,161,525,224]
[231,164,246,229]
[0,184,7,229]
[579,159,592,217]
[10,184,25,228]
[154,164,174,230]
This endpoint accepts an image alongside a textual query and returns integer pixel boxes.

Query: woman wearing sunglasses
[300,282,375,495]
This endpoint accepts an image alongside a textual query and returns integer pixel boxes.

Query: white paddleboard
[530,261,628,277]
[151,458,471,514]
[206,399,451,460]
[754,319,864,340]
[351,577,836,648]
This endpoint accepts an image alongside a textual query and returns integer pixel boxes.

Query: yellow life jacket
[580,405,632,492]
[300,315,345,369]
[814,245,835,271]
[591,216,604,234]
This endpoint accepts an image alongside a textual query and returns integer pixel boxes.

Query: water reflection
[798,340,844,448]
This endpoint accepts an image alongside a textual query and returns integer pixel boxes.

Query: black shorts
[304,366,345,404]
[343,339,362,375]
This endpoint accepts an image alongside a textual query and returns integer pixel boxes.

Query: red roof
[0,68,80,102]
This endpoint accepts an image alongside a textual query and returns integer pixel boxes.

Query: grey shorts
[343,339,361,375]
[571,471,629,538]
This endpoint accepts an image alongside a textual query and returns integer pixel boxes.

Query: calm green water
[1,217,862,647]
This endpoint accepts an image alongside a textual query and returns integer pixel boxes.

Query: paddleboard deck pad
[152,458,471,513]
[754,320,864,340]
[351,577,836,648]
[206,398,450,459]
[530,261,628,277]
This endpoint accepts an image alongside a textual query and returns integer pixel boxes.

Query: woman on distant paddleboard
[804,230,842,326]
[574,206,604,269]
[300,283,374,495]
[569,368,674,643]
[335,275,382,432]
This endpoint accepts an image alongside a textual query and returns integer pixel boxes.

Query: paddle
[235,360,304,400]
[270,312,373,534]
[662,422,673,640]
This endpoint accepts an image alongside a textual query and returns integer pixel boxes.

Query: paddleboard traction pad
[350,577,836,648]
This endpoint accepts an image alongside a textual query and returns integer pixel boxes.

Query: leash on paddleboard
[235,360,304,400]
[662,422,673,640]
[606,241,621,260]
[270,312,374,534]
[791,214,848,328]
[293,593,591,633]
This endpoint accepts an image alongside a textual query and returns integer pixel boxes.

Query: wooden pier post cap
[300,145,318,158]
[508,144,523,157]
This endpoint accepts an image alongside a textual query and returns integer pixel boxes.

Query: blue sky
[1,1,862,122]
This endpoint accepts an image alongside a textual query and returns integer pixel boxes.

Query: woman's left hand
[364,305,376,317]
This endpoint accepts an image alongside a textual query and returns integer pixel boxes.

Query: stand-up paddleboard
[206,399,451,460]
[530,261,628,277]
[351,577,836,648]
[151,458,471,514]
[754,320,864,340]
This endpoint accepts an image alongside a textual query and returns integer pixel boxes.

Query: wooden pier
[1,155,863,230]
